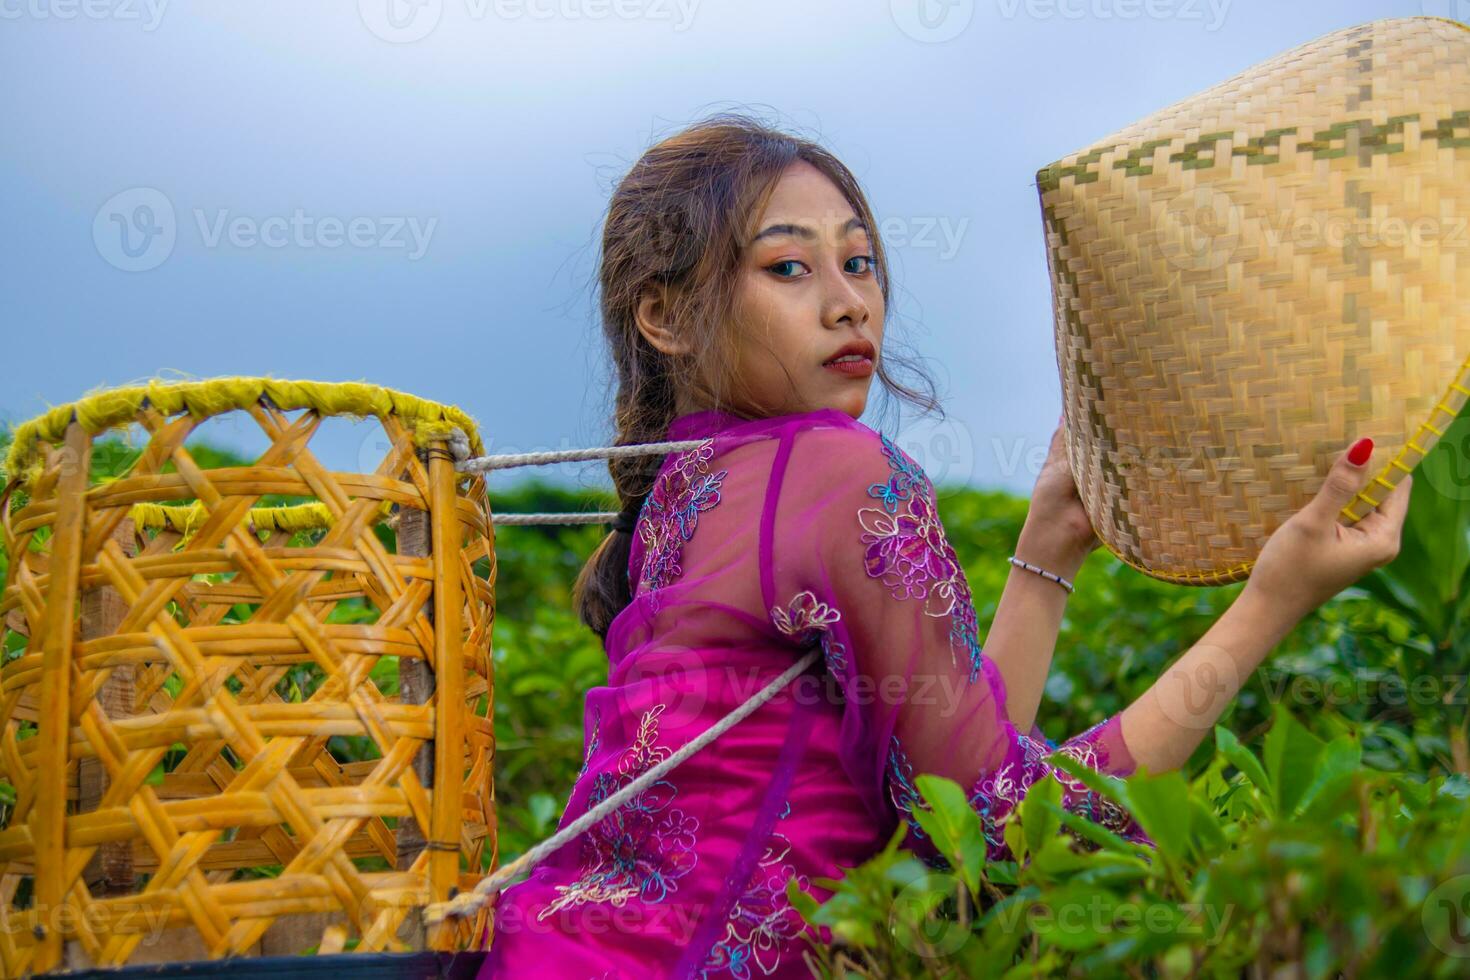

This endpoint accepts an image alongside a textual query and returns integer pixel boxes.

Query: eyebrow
[751,216,868,244]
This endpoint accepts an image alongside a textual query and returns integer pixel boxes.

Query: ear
[634,286,691,357]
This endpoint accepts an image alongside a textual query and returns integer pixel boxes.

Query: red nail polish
[1347,437,1373,466]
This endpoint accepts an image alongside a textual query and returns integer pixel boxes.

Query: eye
[846,254,877,275]
[767,259,809,279]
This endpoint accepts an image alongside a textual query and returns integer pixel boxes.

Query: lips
[822,339,876,366]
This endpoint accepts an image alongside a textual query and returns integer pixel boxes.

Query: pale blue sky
[0,0,1448,497]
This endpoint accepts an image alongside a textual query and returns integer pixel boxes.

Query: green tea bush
[786,706,1470,978]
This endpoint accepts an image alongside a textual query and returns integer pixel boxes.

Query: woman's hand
[1246,438,1412,622]
[1017,413,1102,579]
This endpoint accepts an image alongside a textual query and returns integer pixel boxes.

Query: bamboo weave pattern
[1038,16,1470,584]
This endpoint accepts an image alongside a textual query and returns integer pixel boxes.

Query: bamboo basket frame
[0,379,496,975]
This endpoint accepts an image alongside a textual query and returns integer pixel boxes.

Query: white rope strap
[454,437,709,474]
[425,647,822,925]
[441,428,706,527]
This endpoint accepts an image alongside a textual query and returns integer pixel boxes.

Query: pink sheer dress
[477,407,1151,979]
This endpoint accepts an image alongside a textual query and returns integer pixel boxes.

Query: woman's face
[720,160,885,420]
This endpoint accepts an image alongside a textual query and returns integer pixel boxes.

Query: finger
[1352,472,1412,537]
[1302,438,1376,526]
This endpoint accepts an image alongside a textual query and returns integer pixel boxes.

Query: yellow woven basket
[0,378,496,974]
[1037,15,1470,585]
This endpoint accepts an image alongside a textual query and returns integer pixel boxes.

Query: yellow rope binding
[127,499,397,538]
[2,376,486,491]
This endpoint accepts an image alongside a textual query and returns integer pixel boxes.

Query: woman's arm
[986,527,1302,775]
[1117,581,1300,773]
[986,418,1412,771]
[1117,441,1411,774]
[980,521,1085,734]
[981,417,1097,734]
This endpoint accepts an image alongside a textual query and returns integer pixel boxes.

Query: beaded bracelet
[1007,555,1075,594]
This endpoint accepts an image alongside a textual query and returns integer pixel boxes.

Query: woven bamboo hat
[1037,15,1470,586]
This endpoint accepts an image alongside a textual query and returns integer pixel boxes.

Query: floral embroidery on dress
[636,437,728,609]
[698,801,809,979]
[770,590,840,637]
[967,724,1143,861]
[866,433,930,515]
[818,632,849,680]
[886,736,954,872]
[769,590,849,680]
[968,732,1049,856]
[537,703,700,919]
[856,436,986,683]
[885,735,928,842]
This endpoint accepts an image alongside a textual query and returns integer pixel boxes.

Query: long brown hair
[573,110,942,640]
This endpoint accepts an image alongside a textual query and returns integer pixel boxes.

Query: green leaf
[1044,751,1129,810]
[1263,703,1325,817]
[784,876,821,920]
[1118,769,1191,861]
[971,891,1032,975]
[1029,883,1118,951]
[1004,810,1028,867]
[1020,772,1063,859]
[1039,801,1153,862]
[1214,725,1273,815]
[1295,734,1362,820]
[912,775,989,897]
[1187,795,1226,857]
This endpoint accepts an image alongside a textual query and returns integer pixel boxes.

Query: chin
[825,393,867,419]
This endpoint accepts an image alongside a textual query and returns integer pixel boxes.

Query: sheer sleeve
[762,419,1152,864]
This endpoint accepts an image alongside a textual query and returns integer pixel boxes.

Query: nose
[821,269,870,331]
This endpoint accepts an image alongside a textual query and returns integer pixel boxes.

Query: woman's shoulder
[764,411,935,510]
[682,408,930,502]
[687,407,879,462]
[731,407,888,450]
[791,410,922,469]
